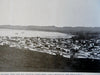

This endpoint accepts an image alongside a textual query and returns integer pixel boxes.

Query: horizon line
[0,25,99,28]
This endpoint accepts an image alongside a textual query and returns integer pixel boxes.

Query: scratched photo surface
[0,0,100,72]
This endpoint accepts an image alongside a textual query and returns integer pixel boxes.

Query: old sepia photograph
[0,0,100,73]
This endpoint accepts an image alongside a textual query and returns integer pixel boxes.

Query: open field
[0,46,100,72]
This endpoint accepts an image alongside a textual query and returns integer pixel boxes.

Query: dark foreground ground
[0,46,100,72]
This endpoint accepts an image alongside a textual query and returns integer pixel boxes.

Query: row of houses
[0,36,100,60]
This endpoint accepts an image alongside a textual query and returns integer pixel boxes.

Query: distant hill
[0,25,100,34]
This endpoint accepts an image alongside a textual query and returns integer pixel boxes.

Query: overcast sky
[0,0,100,27]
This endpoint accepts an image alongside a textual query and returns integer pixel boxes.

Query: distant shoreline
[0,25,100,34]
